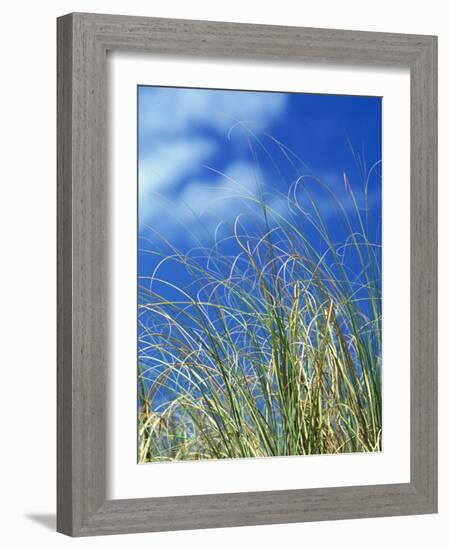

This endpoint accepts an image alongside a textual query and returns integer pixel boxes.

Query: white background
[109,54,410,499]
[0,1,445,549]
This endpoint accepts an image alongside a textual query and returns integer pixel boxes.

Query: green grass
[137,163,382,463]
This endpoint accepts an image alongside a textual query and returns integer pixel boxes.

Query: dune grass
[137,148,382,463]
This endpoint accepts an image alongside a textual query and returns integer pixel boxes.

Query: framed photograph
[57,12,437,536]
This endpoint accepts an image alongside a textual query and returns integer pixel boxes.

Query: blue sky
[137,86,382,402]
[138,85,381,272]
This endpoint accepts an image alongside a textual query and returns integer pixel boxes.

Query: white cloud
[140,161,257,233]
[140,161,292,243]
[139,138,217,224]
[138,87,290,234]
[178,162,259,220]
[139,87,288,138]
[139,138,216,194]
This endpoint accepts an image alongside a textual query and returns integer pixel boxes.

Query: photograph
[0,2,440,544]
[137,85,383,463]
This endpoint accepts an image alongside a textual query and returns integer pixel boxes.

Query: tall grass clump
[138,137,382,463]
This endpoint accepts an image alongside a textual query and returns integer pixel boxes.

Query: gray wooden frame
[57,12,438,537]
